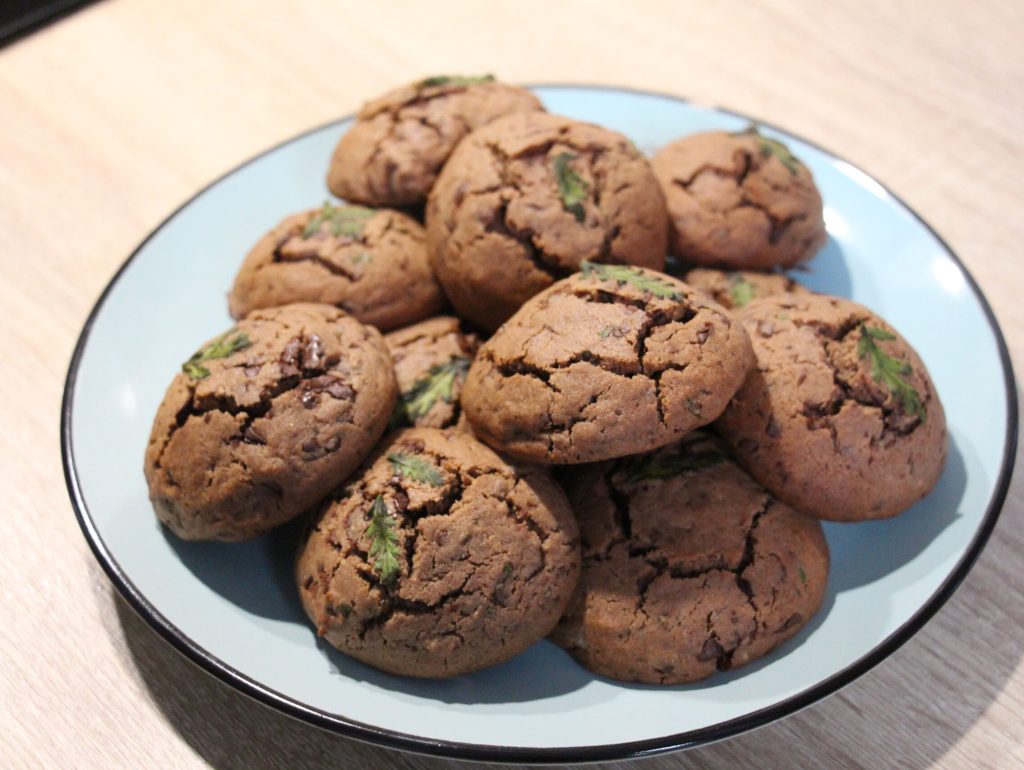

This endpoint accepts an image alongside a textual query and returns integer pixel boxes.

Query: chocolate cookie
[296,428,580,678]
[550,432,829,685]
[461,264,754,463]
[652,129,826,269]
[715,294,947,521]
[384,316,481,429]
[426,112,669,331]
[327,75,543,207]
[144,303,397,541]
[685,267,810,310]
[228,203,443,332]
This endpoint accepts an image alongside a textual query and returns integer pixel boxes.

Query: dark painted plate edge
[60,83,1019,765]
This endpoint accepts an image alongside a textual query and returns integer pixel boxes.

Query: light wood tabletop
[3,0,1023,767]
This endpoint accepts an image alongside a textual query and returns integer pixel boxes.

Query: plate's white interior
[69,87,1008,750]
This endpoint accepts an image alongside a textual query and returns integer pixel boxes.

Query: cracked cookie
[652,129,826,270]
[426,111,669,331]
[327,75,543,207]
[228,203,444,332]
[550,431,829,684]
[144,303,397,541]
[685,267,810,311]
[384,316,481,429]
[461,263,754,463]
[715,293,947,521]
[296,427,580,677]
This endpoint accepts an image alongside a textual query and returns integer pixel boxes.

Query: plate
[62,86,1018,762]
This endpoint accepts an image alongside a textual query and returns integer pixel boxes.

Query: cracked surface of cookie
[461,265,754,463]
[715,293,947,521]
[426,111,669,331]
[652,130,826,270]
[550,431,829,685]
[228,204,443,331]
[685,267,810,311]
[327,76,543,207]
[384,316,481,429]
[296,427,580,678]
[144,303,397,541]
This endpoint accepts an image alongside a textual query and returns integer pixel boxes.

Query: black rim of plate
[61,84,1019,764]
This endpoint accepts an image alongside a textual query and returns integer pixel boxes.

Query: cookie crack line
[272,239,363,283]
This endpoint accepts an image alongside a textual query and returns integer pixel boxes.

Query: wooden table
[3,1,1022,767]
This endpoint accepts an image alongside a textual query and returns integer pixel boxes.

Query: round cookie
[144,303,397,541]
[327,75,543,207]
[461,263,754,463]
[384,316,481,429]
[296,427,580,678]
[228,203,444,332]
[551,431,829,685]
[651,129,826,270]
[426,111,669,331]
[685,267,810,311]
[715,293,947,521]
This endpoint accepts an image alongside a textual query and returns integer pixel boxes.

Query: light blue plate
[62,86,1017,763]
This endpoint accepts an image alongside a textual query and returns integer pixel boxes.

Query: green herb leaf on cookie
[627,451,724,482]
[580,261,683,301]
[390,356,472,427]
[733,126,803,175]
[182,331,252,380]
[553,152,589,222]
[729,273,757,308]
[387,452,444,486]
[417,74,495,88]
[303,201,376,239]
[366,494,401,587]
[857,324,926,420]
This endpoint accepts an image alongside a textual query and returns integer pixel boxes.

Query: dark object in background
[0,0,95,48]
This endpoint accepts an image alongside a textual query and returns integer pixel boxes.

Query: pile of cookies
[144,75,947,685]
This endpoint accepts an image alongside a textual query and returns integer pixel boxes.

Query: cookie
[550,432,829,684]
[384,316,481,429]
[715,293,947,521]
[684,267,810,310]
[327,75,543,207]
[651,129,826,269]
[296,427,580,678]
[461,263,754,463]
[426,112,669,331]
[228,203,444,332]
[144,303,397,541]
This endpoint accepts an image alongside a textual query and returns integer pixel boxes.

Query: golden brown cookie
[685,267,810,310]
[715,293,947,521]
[296,428,580,678]
[551,432,829,685]
[426,112,669,331]
[228,203,443,331]
[327,75,543,207]
[384,316,481,429]
[144,303,397,541]
[652,129,826,269]
[461,264,754,463]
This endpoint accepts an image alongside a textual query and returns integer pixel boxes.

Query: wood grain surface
[2,1,1022,767]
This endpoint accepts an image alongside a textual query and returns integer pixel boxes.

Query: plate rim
[60,83,1020,764]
